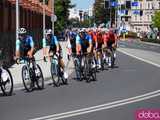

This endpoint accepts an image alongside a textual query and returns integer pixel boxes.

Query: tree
[93,0,105,25]
[93,0,117,27]
[152,11,160,31]
[54,0,74,33]
[39,0,74,33]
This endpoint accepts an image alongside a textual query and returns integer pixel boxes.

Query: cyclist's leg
[107,41,112,67]
[112,42,117,58]
[48,46,56,62]
[59,50,68,79]
[93,43,97,67]
[97,43,102,68]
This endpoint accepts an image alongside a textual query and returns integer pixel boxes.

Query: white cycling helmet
[18,28,27,34]
[45,29,52,35]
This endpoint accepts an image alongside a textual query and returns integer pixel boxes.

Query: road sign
[132,10,140,15]
[132,1,139,7]
[51,14,57,22]
[111,1,118,7]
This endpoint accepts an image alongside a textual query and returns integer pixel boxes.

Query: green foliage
[125,31,137,38]
[39,0,74,33]
[152,11,160,30]
[93,0,115,25]
[93,0,107,25]
[141,38,160,44]
[54,0,75,33]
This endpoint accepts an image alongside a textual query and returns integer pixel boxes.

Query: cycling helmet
[45,29,52,35]
[18,28,27,34]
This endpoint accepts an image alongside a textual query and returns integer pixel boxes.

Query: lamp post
[52,0,54,35]
[43,0,46,39]
[16,0,19,41]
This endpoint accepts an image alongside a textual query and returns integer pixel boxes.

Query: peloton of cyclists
[67,27,118,68]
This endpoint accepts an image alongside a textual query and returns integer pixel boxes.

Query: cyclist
[15,28,35,61]
[96,30,103,68]
[69,29,77,56]
[102,30,109,62]
[104,28,117,67]
[79,30,93,55]
[43,29,68,79]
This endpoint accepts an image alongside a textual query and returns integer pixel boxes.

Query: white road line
[30,48,160,120]
[118,48,160,68]
[30,90,160,120]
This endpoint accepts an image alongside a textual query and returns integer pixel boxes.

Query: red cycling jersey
[105,31,116,43]
[97,32,103,44]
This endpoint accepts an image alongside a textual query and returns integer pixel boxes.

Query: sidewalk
[9,41,74,88]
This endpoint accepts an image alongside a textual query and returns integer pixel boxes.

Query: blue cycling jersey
[85,34,92,43]
[16,35,34,51]
[76,33,92,45]
[43,35,59,48]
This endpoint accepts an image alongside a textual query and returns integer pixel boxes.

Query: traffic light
[105,1,109,9]
[126,1,131,9]
[140,10,143,16]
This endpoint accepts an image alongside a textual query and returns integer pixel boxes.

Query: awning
[8,0,52,16]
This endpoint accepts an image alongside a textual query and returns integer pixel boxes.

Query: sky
[71,0,95,10]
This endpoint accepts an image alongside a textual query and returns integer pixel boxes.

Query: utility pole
[52,0,54,35]
[43,0,46,39]
[110,0,112,27]
[16,0,19,41]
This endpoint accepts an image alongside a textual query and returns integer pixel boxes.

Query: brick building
[0,0,52,65]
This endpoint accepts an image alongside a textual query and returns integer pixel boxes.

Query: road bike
[107,47,116,68]
[19,57,44,92]
[73,54,83,81]
[50,54,68,87]
[83,53,97,83]
[0,65,13,96]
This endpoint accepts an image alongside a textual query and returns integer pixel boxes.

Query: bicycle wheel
[35,64,44,90]
[111,50,115,68]
[91,59,97,81]
[101,57,104,71]
[50,63,60,87]
[84,57,91,83]
[61,72,68,85]
[74,58,82,81]
[0,68,13,96]
[22,65,33,92]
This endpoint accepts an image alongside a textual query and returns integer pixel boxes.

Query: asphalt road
[119,40,160,53]
[0,41,160,120]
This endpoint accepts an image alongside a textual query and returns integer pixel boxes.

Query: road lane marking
[30,90,160,120]
[118,48,160,68]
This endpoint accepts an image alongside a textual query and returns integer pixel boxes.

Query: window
[140,3,142,9]
[147,15,150,20]
[148,3,150,9]
[140,16,142,21]
[135,15,137,21]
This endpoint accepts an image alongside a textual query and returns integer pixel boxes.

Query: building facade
[118,0,160,32]
[130,0,160,32]
[0,0,52,65]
